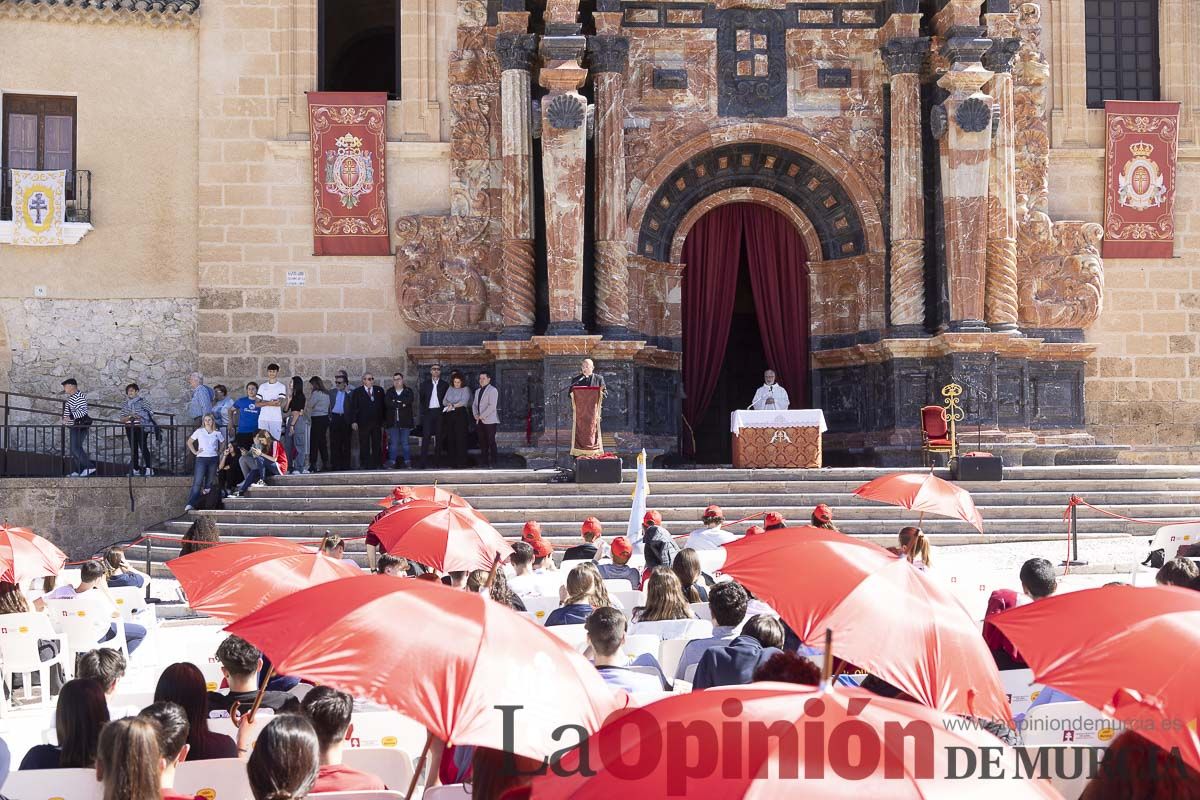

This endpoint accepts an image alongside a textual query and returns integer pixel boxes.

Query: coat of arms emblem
[323,132,375,209]
[1117,141,1167,211]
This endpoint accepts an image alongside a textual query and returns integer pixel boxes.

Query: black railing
[1,169,91,223]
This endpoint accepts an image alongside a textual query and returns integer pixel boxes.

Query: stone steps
[139,464,1200,576]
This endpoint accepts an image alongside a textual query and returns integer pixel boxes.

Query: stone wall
[0,478,190,560]
[0,298,199,418]
[1052,156,1200,464]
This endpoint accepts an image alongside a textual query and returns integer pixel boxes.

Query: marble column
[881,37,928,334]
[539,35,589,335]
[932,2,995,332]
[495,28,539,339]
[588,34,631,337]
[983,25,1022,334]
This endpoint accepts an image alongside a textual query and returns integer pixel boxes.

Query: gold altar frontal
[731,425,823,469]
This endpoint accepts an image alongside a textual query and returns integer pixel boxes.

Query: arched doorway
[681,202,809,463]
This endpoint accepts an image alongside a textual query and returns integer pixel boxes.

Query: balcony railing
[0,169,91,224]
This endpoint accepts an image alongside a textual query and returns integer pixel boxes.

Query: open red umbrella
[166,537,361,622]
[721,527,1010,724]
[375,485,474,509]
[853,472,984,532]
[990,584,1200,770]
[0,525,66,584]
[225,575,628,761]
[529,683,1059,799]
[367,499,511,572]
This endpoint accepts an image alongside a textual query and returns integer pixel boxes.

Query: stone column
[588,34,631,338]
[932,2,995,332]
[983,23,1022,334]
[539,35,589,335]
[881,37,928,334]
[495,28,539,339]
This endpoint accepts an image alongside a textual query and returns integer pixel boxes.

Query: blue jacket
[545,603,594,627]
[692,635,783,690]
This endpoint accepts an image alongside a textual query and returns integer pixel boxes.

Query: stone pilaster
[983,27,1022,334]
[932,1,994,332]
[589,34,631,337]
[496,29,539,339]
[881,36,928,334]
[539,34,589,335]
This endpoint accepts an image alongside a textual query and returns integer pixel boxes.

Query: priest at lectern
[570,358,605,457]
[749,369,790,411]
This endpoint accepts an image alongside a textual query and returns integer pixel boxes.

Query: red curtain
[681,204,744,430]
[743,205,810,408]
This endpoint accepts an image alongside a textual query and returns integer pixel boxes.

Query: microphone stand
[550,379,579,482]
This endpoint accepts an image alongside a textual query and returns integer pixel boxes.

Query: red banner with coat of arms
[308,92,390,256]
[1103,100,1181,259]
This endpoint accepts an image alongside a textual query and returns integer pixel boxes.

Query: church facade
[1,0,1198,465]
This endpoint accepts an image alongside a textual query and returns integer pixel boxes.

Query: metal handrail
[0,388,175,425]
[0,421,193,477]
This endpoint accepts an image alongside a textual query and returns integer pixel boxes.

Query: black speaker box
[575,457,623,483]
[950,454,1003,481]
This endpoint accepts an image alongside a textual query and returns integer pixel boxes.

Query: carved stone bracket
[982,37,1021,74]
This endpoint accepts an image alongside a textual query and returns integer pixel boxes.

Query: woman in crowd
[981,589,1027,670]
[185,413,225,512]
[672,548,709,602]
[632,567,696,623]
[0,580,64,695]
[233,430,287,497]
[179,516,221,558]
[466,569,527,612]
[574,562,616,610]
[307,376,331,473]
[154,662,238,760]
[891,526,932,570]
[283,376,309,475]
[247,714,321,800]
[102,546,148,589]
[1079,730,1200,799]
[119,382,157,477]
[441,371,472,469]
[94,716,164,800]
[544,566,602,627]
[19,678,109,769]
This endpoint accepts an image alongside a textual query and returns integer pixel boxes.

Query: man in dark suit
[572,358,606,391]
[418,364,449,469]
[349,372,386,469]
[328,372,353,471]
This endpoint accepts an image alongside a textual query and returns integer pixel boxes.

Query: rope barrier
[60,531,369,566]
[1064,495,1200,527]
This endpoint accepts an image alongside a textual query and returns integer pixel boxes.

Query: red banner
[1103,100,1180,259]
[308,92,390,256]
[570,386,604,457]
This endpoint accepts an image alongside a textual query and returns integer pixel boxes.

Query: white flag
[627,449,649,553]
[10,169,66,246]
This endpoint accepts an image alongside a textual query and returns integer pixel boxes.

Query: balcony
[0,169,93,245]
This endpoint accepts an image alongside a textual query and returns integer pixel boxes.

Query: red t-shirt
[313,763,387,792]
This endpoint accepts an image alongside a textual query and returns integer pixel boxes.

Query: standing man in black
[350,372,386,469]
[328,373,353,471]
[418,364,449,469]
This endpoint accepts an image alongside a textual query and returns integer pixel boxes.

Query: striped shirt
[63,393,89,422]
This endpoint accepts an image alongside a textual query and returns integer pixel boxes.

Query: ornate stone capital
[541,34,587,64]
[941,28,991,66]
[982,37,1021,73]
[881,37,929,75]
[587,35,629,74]
[495,32,539,72]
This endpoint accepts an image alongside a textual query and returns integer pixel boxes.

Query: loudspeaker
[950,454,1003,481]
[575,457,623,484]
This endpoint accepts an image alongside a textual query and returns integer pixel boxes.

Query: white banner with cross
[9,169,66,246]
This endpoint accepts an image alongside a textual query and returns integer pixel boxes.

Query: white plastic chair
[1021,701,1120,747]
[696,550,726,574]
[529,572,567,597]
[44,596,128,659]
[341,747,415,791]
[689,602,712,621]
[420,785,471,799]
[346,710,429,756]
[523,596,562,624]
[311,792,407,799]
[559,559,590,574]
[4,767,102,799]
[176,756,251,800]
[1147,522,1200,562]
[623,633,660,660]
[612,590,645,610]
[108,586,158,627]
[545,623,589,650]
[0,612,70,707]
[208,711,273,747]
[999,668,1043,719]
[629,618,712,642]
[602,579,635,595]
[657,638,691,680]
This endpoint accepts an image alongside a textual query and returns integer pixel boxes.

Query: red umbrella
[166,537,361,622]
[853,472,984,532]
[225,575,628,760]
[529,684,1059,799]
[367,499,511,572]
[990,584,1200,769]
[0,525,66,584]
[721,527,1010,724]
[375,485,474,509]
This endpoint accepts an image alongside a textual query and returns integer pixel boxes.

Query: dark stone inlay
[653,68,689,90]
[817,67,852,88]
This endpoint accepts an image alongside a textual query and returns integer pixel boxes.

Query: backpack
[1142,548,1166,569]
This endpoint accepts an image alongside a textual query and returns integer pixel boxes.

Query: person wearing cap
[640,510,680,575]
[763,512,786,532]
[811,504,837,531]
[685,505,739,550]
[531,539,555,571]
[597,536,641,590]
[563,517,603,561]
[745,525,766,536]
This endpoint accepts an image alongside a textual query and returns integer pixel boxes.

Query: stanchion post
[1062,497,1087,568]
[145,536,153,603]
